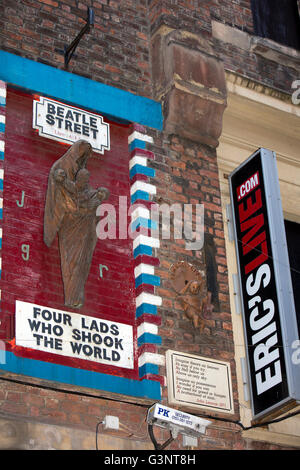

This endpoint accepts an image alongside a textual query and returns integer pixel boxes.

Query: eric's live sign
[229,148,300,420]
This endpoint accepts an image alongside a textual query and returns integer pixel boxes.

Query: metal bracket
[240,357,250,402]
[148,424,174,450]
[64,7,94,69]
[226,203,234,242]
[232,273,242,315]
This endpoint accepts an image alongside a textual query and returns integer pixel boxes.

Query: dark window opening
[204,233,220,312]
[284,219,300,337]
[251,0,300,50]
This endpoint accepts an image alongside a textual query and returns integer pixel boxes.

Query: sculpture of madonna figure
[44,140,109,309]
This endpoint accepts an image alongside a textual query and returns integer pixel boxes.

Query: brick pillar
[148,17,239,422]
[151,28,227,148]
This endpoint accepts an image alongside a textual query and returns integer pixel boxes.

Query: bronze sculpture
[170,261,212,332]
[44,140,109,309]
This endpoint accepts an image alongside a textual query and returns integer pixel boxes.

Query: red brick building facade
[0,0,299,451]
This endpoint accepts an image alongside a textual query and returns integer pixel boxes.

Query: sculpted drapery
[44,140,109,309]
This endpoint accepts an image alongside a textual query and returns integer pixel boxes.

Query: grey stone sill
[250,36,300,70]
[211,20,300,71]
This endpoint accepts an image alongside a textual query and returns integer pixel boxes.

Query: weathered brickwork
[146,130,236,384]
[213,36,299,94]
[150,0,299,96]
[0,377,295,450]
[0,0,152,97]
[1,0,298,98]
[210,0,254,32]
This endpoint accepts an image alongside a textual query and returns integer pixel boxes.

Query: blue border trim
[0,50,163,130]
[130,164,155,179]
[129,139,146,152]
[131,217,157,231]
[131,190,149,203]
[128,135,163,392]
[139,363,159,376]
[0,352,161,400]
[137,332,162,347]
[135,273,160,288]
[133,244,153,258]
[136,303,158,317]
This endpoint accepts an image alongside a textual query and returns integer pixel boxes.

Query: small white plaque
[33,96,110,154]
[16,300,133,369]
[166,350,234,414]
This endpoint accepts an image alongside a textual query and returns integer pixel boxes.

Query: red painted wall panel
[1,88,138,379]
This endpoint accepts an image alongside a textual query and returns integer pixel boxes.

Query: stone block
[151,28,227,147]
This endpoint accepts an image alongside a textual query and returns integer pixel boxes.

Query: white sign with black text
[33,96,110,154]
[166,350,234,414]
[15,300,133,369]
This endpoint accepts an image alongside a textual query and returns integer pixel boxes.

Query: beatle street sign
[33,96,110,154]
[16,301,134,369]
[229,148,300,420]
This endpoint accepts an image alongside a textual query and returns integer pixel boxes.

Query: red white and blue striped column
[0,80,6,278]
[129,125,165,386]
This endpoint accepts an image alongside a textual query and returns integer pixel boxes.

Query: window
[285,219,300,337]
[251,0,300,50]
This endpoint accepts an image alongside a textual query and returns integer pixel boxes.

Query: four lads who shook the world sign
[15,301,134,369]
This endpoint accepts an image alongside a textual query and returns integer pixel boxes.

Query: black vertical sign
[229,149,290,418]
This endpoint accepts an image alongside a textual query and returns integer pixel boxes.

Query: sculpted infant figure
[170,261,212,333]
[176,279,206,332]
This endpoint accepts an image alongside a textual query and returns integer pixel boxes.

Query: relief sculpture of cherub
[177,278,205,331]
[170,261,213,333]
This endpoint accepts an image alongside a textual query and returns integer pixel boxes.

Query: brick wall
[149,0,212,36]
[0,377,295,449]
[212,0,299,93]
[0,0,152,97]
[2,87,139,378]
[211,0,253,32]
[145,128,241,446]
[149,0,299,94]
[148,133,233,360]
[0,0,299,451]
[1,1,297,99]
[0,378,153,449]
